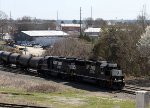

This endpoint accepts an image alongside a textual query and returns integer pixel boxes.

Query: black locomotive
[0,51,125,90]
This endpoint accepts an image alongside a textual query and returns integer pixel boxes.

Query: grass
[0,71,137,108]
[0,87,136,108]
[82,97,135,108]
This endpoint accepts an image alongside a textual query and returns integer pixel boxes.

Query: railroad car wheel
[61,74,68,80]
[102,81,106,87]
[98,80,103,87]
[70,75,75,81]
[57,73,62,79]
[75,76,82,82]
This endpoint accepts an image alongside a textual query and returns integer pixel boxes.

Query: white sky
[0,0,150,20]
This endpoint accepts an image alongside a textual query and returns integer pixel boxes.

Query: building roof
[61,24,81,27]
[22,30,68,37]
[84,27,101,33]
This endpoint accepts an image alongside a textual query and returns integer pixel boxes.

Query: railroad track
[0,102,49,108]
[121,85,150,95]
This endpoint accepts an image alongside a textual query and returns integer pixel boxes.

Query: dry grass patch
[0,72,69,93]
[26,83,60,93]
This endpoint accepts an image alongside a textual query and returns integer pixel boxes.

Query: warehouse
[14,30,69,46]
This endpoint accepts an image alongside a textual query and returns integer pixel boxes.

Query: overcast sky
[0,0,150,20]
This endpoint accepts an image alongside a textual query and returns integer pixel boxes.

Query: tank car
[28,57,43,70]
[1,51,12,66]
[9,53,20,66]
[17,54,32,69]
[0,51,4,65]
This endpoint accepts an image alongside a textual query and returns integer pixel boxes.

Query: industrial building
[14,30,69,46]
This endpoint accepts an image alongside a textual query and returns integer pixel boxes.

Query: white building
[84,27,101,37]
[2,33,12,40]
[17,30,69,46]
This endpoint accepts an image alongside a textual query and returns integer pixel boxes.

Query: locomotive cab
[107,63,125,89]
[111,69,125,89]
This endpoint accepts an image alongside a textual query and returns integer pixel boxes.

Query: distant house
[84,27,101,37]
[1,33,12,40]
[14,30,69,46]
[61,24,81,32]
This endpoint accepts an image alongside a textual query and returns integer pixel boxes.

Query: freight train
[0,51,125,90]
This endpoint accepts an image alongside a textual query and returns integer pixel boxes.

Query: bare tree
[45,38,92,59]
[0,11,8,39]
[84,17,93,28]
[16,16,34,32]
[93,18,107,28]
[49,20,56,30]
[137,26,150,58]
[137,5,149,31]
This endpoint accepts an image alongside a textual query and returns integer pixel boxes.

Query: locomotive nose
[111,69,125,89]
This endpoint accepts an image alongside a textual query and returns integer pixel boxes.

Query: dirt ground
[17,45,46,56]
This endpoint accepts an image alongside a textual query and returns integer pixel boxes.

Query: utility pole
[10,11,12,21]
[91,6,93,27]
[91,6,92,19]
[56,10,60,31]
[80,7,82,36]
[141,4,146,31]
[25,40,26,55]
